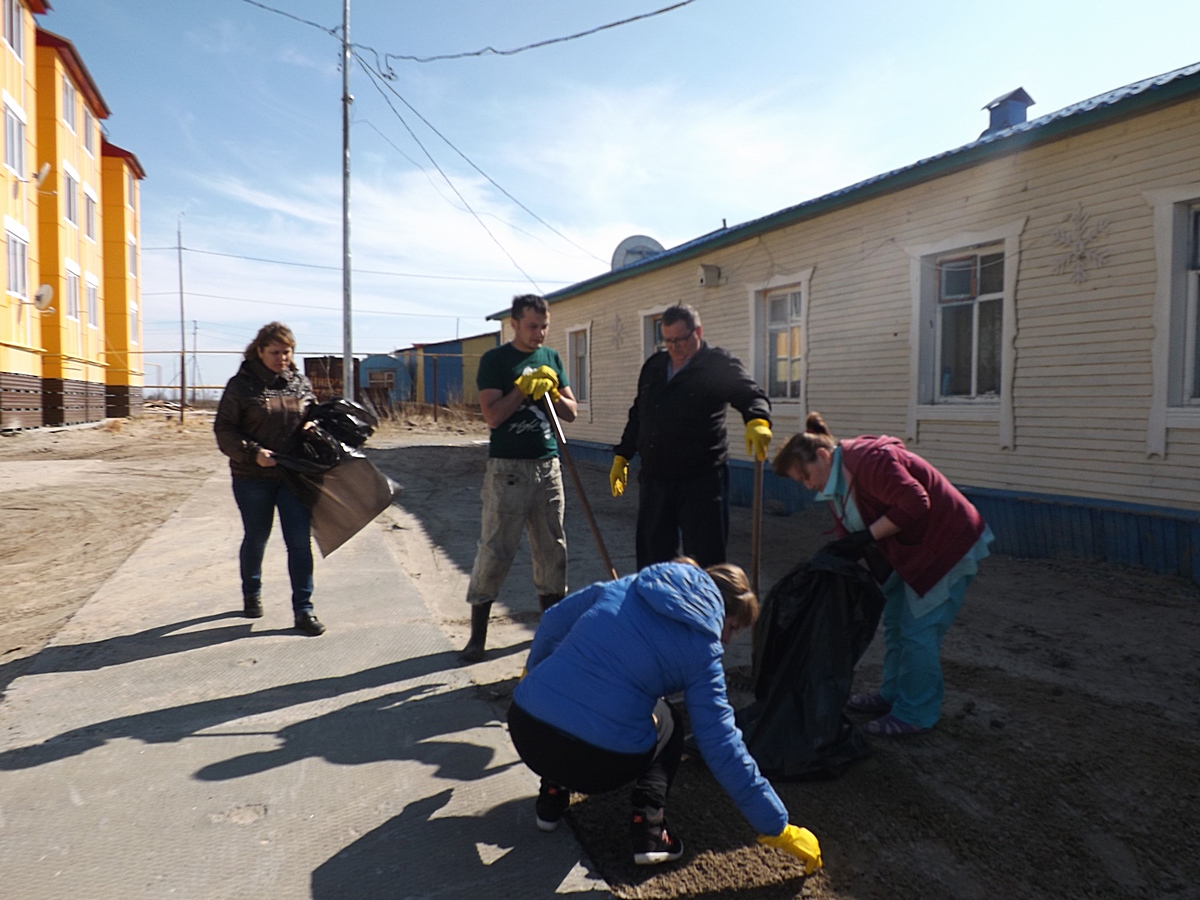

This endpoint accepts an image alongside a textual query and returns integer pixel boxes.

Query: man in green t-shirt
[460,294,578,663]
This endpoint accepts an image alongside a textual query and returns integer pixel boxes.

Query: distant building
[396,330,500,408]
[360,353,412,412]
[0,5,144,429]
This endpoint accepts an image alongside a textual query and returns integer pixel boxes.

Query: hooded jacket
[513,562,788,836]
[214,357,315,479]
[836,435,986,596]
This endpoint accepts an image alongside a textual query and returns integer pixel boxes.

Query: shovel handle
[540,396,619,581]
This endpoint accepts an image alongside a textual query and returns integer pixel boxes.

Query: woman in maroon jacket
[773,412,993,735]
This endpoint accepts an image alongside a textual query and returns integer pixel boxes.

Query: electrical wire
[358,120,595,262]
[355,52,607,266]
[139,289,491,321]
[357,1,698,64]
[239,0,338,35]
[354,56,542,292]
[140,245,571,284]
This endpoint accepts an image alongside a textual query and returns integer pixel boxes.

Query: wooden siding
[545,93,1200,519]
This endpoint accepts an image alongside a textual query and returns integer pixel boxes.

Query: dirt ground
[2,414,1198,899]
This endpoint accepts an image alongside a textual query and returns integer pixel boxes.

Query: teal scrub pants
[878,573,974,729]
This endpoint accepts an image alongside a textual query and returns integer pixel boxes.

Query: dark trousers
[231,477,314,614]
[508,699,683,811]
[636,465,729,570]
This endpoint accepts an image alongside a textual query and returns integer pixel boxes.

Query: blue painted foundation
[568,439,1200,585]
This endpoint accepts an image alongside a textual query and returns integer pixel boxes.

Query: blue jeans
[878,573,973,729]
[231,477,314,614]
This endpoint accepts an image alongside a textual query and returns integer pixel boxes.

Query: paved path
[0,469,609,898]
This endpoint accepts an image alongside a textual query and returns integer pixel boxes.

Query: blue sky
[38,0,1200,390]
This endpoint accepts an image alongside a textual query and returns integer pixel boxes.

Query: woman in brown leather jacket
[214,322,325,635]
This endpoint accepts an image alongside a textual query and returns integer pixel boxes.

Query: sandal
[846,691,892,714]
[863,714,930,737]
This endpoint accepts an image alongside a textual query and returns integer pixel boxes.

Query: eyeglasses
[662,330,695,347]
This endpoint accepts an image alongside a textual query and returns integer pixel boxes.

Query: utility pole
[191,320,199,405]
[177,215,186,423]
[341,0,353,400]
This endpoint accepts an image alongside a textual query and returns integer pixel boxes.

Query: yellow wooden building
[508,61,1200,582]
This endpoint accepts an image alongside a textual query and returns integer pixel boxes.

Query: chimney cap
[983,87,1035,111]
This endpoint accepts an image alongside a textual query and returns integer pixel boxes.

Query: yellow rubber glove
[514,371,557,402]
[745,418,773,461]
[533,365,561,402]
[758,824,822,874]
[609,455,629,497]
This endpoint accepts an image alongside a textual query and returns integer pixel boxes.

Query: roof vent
[980,88,1035,138]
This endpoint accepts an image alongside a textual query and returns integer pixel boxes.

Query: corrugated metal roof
[527,59,1200,312]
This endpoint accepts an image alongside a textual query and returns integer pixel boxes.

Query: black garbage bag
[736,552,886,780]
[304,397,377,449]
[281,456,398,557]
[275,397,397,557]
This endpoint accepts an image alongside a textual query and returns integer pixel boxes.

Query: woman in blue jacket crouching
[508,559,822,870]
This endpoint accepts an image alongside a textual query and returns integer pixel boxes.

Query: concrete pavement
[0,467,610,898]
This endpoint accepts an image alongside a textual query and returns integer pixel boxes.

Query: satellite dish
[611,235,665,271]
[33,284,53,311]
[34,162,50,187]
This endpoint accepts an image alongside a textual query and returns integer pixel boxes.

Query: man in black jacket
[611,304,772,569]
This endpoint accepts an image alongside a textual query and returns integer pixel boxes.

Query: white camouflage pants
[466,457,568,605]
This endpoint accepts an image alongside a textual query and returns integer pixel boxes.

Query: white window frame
[3,0,23,63]
[905,218,1025,449]
[565,322,591,416]
[85,273,99,329]
[129,300,139,345]
[746,268,814,414]
[932,248,1005,402]
[3,94,25,177]
[62,76,76,133]
[5,220,27,300]
[127,233,137,278]
[638,305,670,360]
[126,169,135,209]
[82,108,95,156]
[83,185,97,241]
[1145,183,1200,456]
[64,261,80,321]
[62,161,79,226]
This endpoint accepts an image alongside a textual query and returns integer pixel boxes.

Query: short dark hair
[511,294,549,320]
[244,321,296,361]
[662,303,700,331]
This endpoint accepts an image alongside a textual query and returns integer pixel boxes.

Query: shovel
[540,396,619,581]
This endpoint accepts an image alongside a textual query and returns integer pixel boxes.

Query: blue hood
[631,562,723,642]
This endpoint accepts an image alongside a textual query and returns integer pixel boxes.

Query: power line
[239,0,338,35]
[354,56,543,292]
[358,119,595,262]
[355,53,607,266]
[140,245,572,283]
[356,1,698,64]
[138,289,492,322]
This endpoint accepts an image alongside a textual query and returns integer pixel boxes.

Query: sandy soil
[3,413,1198,898]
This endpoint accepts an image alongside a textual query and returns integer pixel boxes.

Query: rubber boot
[538,593,564,613]
[459,602,492,663]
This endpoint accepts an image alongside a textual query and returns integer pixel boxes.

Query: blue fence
[567,439,1200,585]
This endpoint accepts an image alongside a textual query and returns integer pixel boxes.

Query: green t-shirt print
[476,343,569,460]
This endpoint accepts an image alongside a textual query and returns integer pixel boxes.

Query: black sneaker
[631,811,683,865]
[294,612,326,636]
[243,596,264,619]
[535,782,569,832]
